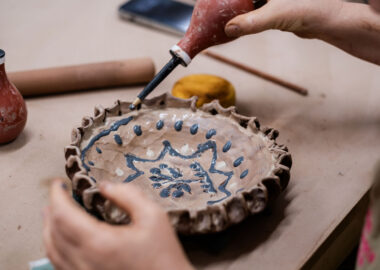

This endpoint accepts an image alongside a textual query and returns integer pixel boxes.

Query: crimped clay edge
[64,93,292,234]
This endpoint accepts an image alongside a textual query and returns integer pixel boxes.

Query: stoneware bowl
[64,93,291,234]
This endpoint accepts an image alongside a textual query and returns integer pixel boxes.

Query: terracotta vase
[0,49,27,144]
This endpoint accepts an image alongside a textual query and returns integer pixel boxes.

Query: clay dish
[64,93,292,234]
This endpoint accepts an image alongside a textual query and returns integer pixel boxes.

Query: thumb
[225,3,282,37]
[99,182,158,223]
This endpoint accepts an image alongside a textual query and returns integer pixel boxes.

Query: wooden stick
[8,58,155,97]
[203,50,308,96]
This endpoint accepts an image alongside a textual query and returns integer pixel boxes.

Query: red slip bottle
[176,0,254,60]
[0,49,27,144]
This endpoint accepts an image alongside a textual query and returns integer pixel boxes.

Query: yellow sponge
[172,74,235,108]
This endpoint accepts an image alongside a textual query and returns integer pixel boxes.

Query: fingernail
[225,24,242,37]
[61,183,68,190]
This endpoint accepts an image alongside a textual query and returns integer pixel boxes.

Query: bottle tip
[129,103,142,111]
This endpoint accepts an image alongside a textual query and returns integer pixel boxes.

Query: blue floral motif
[146,162,217,198]
[123,140,234,205]
[80,116,247,205]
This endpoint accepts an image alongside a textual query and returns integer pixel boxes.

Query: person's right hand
[370,0,380,13]
[225,0,380,65]
[225,0,343,39]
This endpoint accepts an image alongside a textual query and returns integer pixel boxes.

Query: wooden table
[1,1,379,269]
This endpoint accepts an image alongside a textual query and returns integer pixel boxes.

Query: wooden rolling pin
[8,58,155,97]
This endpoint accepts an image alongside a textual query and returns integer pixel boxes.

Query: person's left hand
[43,179,194,270]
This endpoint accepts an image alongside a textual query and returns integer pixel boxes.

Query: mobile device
[118,0,194,36]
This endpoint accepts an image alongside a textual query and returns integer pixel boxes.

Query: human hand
[225,0,380,65]
[225,0,344,39]
[43,179,194,270]
[370,0,380,13]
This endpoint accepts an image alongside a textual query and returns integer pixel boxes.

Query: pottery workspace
[1,0,380,270]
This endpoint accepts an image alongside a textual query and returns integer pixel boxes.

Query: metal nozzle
[129,98,142,111]
[130,55,182,110]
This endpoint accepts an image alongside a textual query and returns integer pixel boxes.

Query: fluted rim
[64,93,292,234]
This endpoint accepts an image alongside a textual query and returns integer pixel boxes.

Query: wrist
[311,2,380,65]
[313,2,349,41]
[292,0,344,39]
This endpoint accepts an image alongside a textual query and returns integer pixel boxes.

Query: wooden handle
[8,58,155,97]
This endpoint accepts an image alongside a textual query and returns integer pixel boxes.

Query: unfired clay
[64,93,292,234]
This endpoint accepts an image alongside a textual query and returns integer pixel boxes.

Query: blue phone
[118,0,194,35]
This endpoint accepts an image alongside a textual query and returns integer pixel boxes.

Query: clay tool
[130,0,255,110]
[8,58,155,97]
[203,51,308,96]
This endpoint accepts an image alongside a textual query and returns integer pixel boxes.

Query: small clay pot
[0,49,27,144]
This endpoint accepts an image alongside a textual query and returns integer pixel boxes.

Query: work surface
[1,1,380,269]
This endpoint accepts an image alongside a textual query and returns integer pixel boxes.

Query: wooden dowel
[203,50,308,96]
[8,58,155,97]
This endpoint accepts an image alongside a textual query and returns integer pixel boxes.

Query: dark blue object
[205,129,216,139]
[174,120,183,131]
[190,124,199,135]
[133,125,142,136]
[222,141,232,152]
[114,134,123,145]
[156,120,164,130]
[240,169,249,179]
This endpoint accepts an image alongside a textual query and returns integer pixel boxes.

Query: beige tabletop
[1,1,380,269]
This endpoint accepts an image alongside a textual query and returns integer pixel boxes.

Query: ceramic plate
[65,93,291,234]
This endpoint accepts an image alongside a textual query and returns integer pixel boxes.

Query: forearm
[318,2,380,65]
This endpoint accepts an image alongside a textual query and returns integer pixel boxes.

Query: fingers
[43,207,62,266]
[43,207,73,270]
[46,179,105,269]
[49,179,99,244]
[225,2,287,37]
[99,182,160,224]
